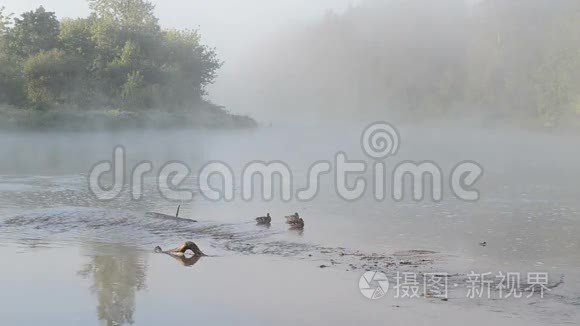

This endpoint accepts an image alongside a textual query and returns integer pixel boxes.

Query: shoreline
[0,106,258,132]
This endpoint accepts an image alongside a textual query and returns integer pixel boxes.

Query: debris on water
[394,250,437,256]
[146,212,197,223]
[441,298,449,302]
[479,242,487,247]
[319,264,328,269]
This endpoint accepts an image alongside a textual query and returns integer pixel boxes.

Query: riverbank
[0,105,257,131]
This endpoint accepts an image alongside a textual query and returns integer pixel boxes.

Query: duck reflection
[78,244,147,326]
[289,227,304,237]
[154,241,205,267]
[163,252,202,267]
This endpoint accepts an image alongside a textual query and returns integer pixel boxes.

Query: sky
[2,0,358,119]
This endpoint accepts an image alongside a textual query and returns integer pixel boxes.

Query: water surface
[0,126,578,325]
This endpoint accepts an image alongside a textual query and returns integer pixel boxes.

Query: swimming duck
[256,213,272,224]
[155,241,206,256]
[285,212,300,224]
[288,218,305,229]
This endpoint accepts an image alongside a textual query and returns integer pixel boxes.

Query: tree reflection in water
[78,244,148,326]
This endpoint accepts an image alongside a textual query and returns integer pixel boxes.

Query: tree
[161,29,222,94]
[23,49,81,109]
[59,17,96,58]
[0,6,12,34]
[121,70,145,109]
[467,0,580,123]
[0,0,225,116]
[116,40,141,69]
[88,0,159,34]
[5,6,60,58]
[0,52,25,105]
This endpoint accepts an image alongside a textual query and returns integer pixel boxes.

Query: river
[0,125,578,325]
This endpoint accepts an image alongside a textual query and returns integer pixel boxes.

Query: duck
[285,212,300,224]
[155,241,206,257]
[288,218,305,229]
[256,213,272,225]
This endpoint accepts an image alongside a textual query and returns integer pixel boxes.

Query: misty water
[0,126,578,325]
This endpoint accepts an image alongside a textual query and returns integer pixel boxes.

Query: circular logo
[359,270,390,300]
[361,122,400,159]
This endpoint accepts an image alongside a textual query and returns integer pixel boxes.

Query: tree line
[0,0,224,116]
[248,0,580,127]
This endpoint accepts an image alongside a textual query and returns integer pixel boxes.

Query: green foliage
[0,1,228,125]
[0,52,25,104]
[0,7,13,34]
[121,70,145,109]
[88,0,159,34]
[23,49,82,109]
[5,6,60,57]
[104,40,142,92]
[158,29,223,101]
[117,40,141,68]
[59,17,96,58]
